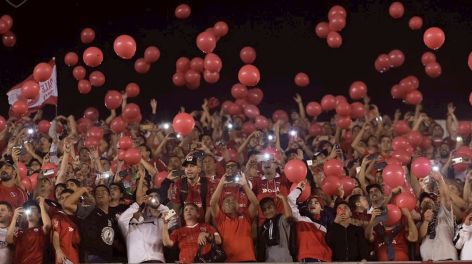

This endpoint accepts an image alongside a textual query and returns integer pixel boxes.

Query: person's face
[0,165,14,181]
[168,157,182,170]
[79,163,90,175]
[367,136,378,148]
[110,185,123,200]
[439,144,450,158]
[432,125,444,137]
[55,185,65,200]
[99,139,108,154]
[249,136,258,148]
[262,159,277,176]
[323,123,333,135]
[94,187,111,205]
[66,181,78,191]
[225,162,239,176]
[26,206,40,223]
[358,196,370,210]
[173,147,185,159]
[336,204,351,218]
[380,137,392,152]
[448,183,460,196]
[79,148,90,162]
[0,205,12,224]
[58,192,71,208]
[261,201,277,219]
[201,135,212,149]
[39,137,50,150]
[30,161,41,172]
[222,196,238,215]
[184,164,200,179]
[100,160,111,171]
[139,146,150,160]
[420,197,435,211]
[183,205,199,222]
[202,156,216,174]
[351,187,363,196]
[368,187,384,203]
[308,198,322,215]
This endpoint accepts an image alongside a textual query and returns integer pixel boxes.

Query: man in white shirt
[118,188,176,263]
[0,201,12,264]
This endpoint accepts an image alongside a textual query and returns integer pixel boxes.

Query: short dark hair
[146,188,160,196]
[335,200,350,210]
[259,197,275,209]
[60,189,74,196]
[55,183,66,190]
[348,194,362,211]
[183,202,199,211]
[66,179,81,187]
[110,183,124,194]
[94,184,110,194]
[366,184,383,194]
[0,201,13,212]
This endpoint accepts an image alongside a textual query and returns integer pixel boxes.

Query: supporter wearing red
[63,185,118,263]
[0,201,13,264]
[6,197,51,264]
[162,203,222,264]
[209,170,258,262]
[52,189,80,264]
[288,181,332,262]
[0,158,27,210]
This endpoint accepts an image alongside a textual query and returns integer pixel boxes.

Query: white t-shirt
[0,227,12,264]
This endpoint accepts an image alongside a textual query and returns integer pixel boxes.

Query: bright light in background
[163,123,170,130]
[289,130,297,137]
[267,135,274,141]
[227,123,233,129]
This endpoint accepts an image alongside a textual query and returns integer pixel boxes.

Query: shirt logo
[68,227,74,232]
[101,227,114,245]
[9,192,16,198]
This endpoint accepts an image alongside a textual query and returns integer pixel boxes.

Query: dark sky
[0,0,472,121]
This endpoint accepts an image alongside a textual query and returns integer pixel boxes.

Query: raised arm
[38,196,51,234]
[240,173,259,219]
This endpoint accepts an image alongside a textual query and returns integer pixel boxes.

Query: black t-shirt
[108,203,129,262]
[109,204,129,217]
[76,204,117,262]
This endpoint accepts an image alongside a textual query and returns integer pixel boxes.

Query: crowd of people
[0,93,472,264]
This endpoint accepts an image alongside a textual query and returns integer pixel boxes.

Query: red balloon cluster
[421,51,441,78]
[390,75,422,105]
[227,84,264,117]
[375,49,405,73]
[195,21,229,54]
[315,5,347,48]
[272,110,289,124]
[0,15,16,48]
[458,121,472,137]
[133,45,161,75]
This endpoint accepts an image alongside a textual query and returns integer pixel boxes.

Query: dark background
[0,0,472,121]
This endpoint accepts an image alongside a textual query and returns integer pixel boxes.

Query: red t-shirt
[252,173,290,225]
[373,226,409,261]
[170,223,217,264]
[52,212,80,264]
[215,210,255,262]
[14,227,47,264]
[0,184,27,209]
[170,178,211,216]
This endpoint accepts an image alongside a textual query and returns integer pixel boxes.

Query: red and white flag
[7,59,58,112]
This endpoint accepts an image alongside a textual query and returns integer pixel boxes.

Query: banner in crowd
[7,59,58,112]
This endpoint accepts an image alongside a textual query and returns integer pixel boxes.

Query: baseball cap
[182,155,198,167]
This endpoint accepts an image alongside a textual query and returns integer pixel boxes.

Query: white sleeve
[158,204,178,229]
[287,187,326,232]
[118,202,140,237]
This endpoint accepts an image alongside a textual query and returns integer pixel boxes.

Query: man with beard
[0,158,27,210]
[0,201,13,264]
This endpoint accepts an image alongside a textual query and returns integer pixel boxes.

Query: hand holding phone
[164,209,177,222]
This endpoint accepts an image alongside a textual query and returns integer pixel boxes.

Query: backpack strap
[200,176,208,210]
[180,177,189,205]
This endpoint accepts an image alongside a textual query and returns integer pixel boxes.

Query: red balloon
[172,112,195,136]
[176,57,191,73]
[37,120,51,134]
[411,157,432,179]
[11,100,28,116]
[21,80,40,100]
[328,5,347,20]
[80,28,95,44]
[77,118,92,134]
[459,121,472,137]
[144,46,161,64]
[207,97,220,109]
[0,15,13,32]
[73,66,86,80]
[309,123,323,136]
[306,102,322,117]
[227,103,242,115]
[231,83,248,99]
[243,105,260,119]
[350,102,365,119]
[203,70,220,84]
[83,107,99,122]
[238,64,260,87]
[122,104,141,122]
[196,31,216,54]
[29,173,39,190]
[323,159,343,177]
[290,183,311,202]
[114,35,137,59]
[175,4,191,19]
[421,51,436,66]
[425,62,442,78]
[88,126,103,139]
[2,31,16,48]
[0,116,6,132]
[469,91,472,106]
[172,72,186,87]
[0,20,7,35]
[321,176,341,196]
[135,58,151,74]
[386,204,402,226]
[235,98,249,108]
[349,81,367,100]
[336,102,351,116]
[329,14,346,32]
[335,95,347,105]
[341,177,357,197]
[393,120,411,135]
[285,159,307,183]
[125,82,140,98]
[83,47,103,67]
[388,49,405,68]
[392,136,411,151]
[336,116,352,129]
[154,171,169,188]
[242,122,256,135]
[88,70,105,87]
[294,72,310,87]
[247,88,264,105]
[190,57,204,72]
[315,22,330,38]
[409,16,423,30]
[389,2,404,19]
[321,94,336,111]
[405,90,423,105]
[326,31,342,48]
[84,136,100,149]
[33,63,52,82]
[391,149,411,165]
[78,80,92,94]
[272,110,289,123]
[468,52,472,72]
[124,148,141,165]
[382,164,405,188]
[203,53,222,72]
[104,90,123,110]
[184,70,201,86]
[423,27,445,50]
[213,21,229,37]
[240,46,256,64]
[110,116,127,133]
[119,136,133,150]
[394,192,417,211]
[406,131,423,147]
[254,115,269,130]
[21,177,33,192]
[375,54,390,73]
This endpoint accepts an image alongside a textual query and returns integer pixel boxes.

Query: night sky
[0,0,472,121]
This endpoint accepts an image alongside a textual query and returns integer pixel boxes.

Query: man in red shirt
[162,203,222,264]
[52,189,80,264]
[0,160,27,209]
[6,197,51,264]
